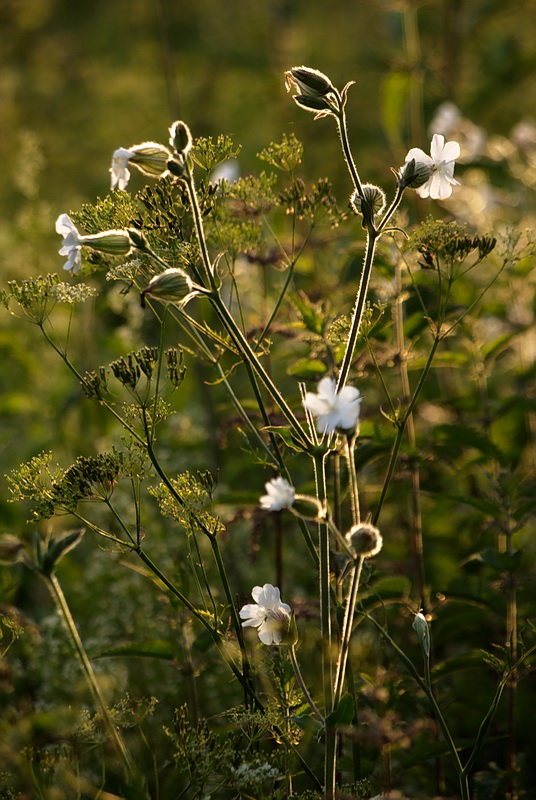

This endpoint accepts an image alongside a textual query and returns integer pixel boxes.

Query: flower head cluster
[240,584,291,645]
[304,376,361,435]
[259,477,295,511]
[403,134,461,200]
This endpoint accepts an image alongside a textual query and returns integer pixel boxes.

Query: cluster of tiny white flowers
[232,760,279,787]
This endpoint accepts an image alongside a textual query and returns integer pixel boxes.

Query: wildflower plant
[2,59,535,800]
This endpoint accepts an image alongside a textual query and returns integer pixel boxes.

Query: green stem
[45,573,135,779]
[290,645,324,723]
[336,107,365,199]
[332,557,364,707]
[373,335,440,525]
[336,230,378,390]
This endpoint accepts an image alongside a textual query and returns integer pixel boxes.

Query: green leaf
[325,694,354,726]
[262,425,306,452]
[286,358,327,379]
[290,291,326,335]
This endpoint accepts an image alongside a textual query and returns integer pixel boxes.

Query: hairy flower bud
[78,230,134,256]
[169,121,193,156]
[285,66,338,117]
[129,142,172,178]
[345,522,383,558]
[141,267,195,308]
[397,158,433,190]
[350,184,386,228]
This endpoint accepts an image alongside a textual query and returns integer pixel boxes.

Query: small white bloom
[304,376,361,435]
[259,477,295,512]
[55,213,82,272]
[405,133,461,200]
[239,584,291,645]
[110,147,133,190]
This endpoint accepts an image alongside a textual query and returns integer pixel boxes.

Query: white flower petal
[430,134,446,162]
[405,147,432,166]
[441,140,461,162]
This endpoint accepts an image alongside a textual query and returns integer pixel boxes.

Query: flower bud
[0,535,25,565]
[79,230,134,256]
[285,66,338,117]
[285,66,335,98]
[129,142,171,178]
[397,158,433,190]
[141,267,195,308]
[345,522,383,558]
[350,184,386,228]
[169,121,193,156]
[412,611,430,657]
[126,228,150,251]
[166,157,187,179]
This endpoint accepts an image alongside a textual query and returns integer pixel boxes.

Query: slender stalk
[45,573,135,779]
[393,261,426,606]
[332,556,364,706]
[336,230,378,391]
[373,335,441,525]
[290,645,324,724]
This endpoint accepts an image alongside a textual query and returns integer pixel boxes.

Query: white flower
[239,584,291,645]
[259,477,295,511]
[304,376,361,434]
[55,213,82,272]
[110,147,133,190]
[404,133,461,200]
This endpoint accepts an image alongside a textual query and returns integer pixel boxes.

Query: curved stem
[45,573,135,779]
[290,645,325,723]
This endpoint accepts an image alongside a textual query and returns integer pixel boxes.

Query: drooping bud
[129,142,172,178]
[169,121,193,156]
[397,158,433,191]
[350,184,386,229]
[284,66,338,117]
[412,611,431,658]
[345,522,383,558]
[140,267,195,308]
[78,230,134,257]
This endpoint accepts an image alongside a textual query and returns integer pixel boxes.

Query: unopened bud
[397,158,433,190]
[126,228,150,251]
[345,522,383,558]
[0,535,25,565]
[129,142,172,178]
[285,66,338,116]
[79,230,133,256]
[285,66,335,98]
[412,611,430,657]
[141,267,194,308]
[169,121,193,156]
[167,157,187,179]
[350,184,386,228]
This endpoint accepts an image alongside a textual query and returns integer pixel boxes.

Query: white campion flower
[404,133,461,200]
[304,376,361,435]
[110,142,171,190]
[55,213,134,272]
[239,584,291,645]
[259,477,295,512]
[110,147,133,190]
[55,213,83,272]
